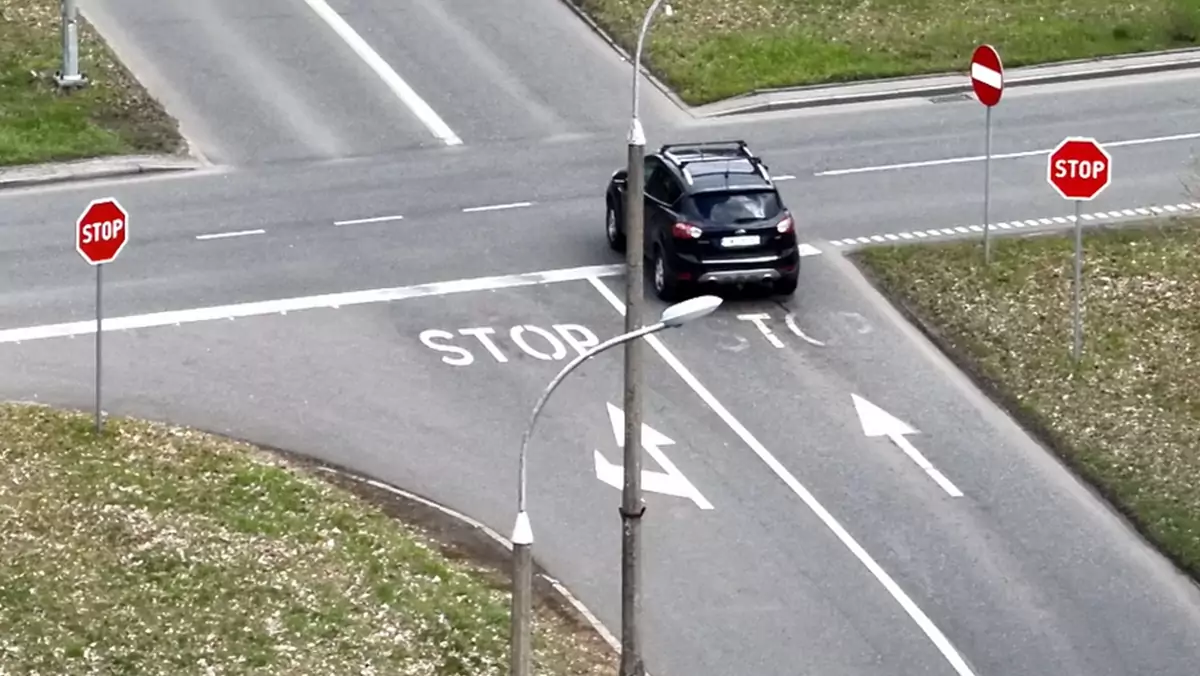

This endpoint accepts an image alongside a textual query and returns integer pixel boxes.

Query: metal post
[511,322,666,676]
[1072,200,1083,362]
[95,263,103,434]
[621,3,667,674]
[56,0,87,88]
[983,105,993,265]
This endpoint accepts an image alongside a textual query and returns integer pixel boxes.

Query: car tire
[606,198,625,252]
[652,246,686,302]
[773,272,799,296]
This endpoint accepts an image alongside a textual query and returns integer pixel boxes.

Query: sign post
[970,44,1004,265]
[75,197,129,433]
[1046,137,1112,362]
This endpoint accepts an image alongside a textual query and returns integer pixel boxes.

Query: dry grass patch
[572,0,1200,104]
[0,403,615,675]
[852,219,1200,579]
[0,0,183,166]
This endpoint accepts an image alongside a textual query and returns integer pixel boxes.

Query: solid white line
[462,201,534,213]
[584,276,977,676]
[815,130,1200,176]
[334,214,404,226]
[195,229,265,240]
[970,63,1002,90]
[300,0,462,146]
[0,263,624,344]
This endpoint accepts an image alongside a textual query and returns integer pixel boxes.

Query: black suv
[604,140,799,301]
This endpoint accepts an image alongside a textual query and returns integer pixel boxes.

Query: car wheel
[773,272,799,296]
[652,247,685,302]
[606,199,625,252]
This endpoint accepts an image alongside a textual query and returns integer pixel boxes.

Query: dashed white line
[300,0,462,146]
[462,201,535,213]
[815,130,1200,176]
[773,174,797,181]
[195,229,266,241]
[826,201,1200,247]
[334,214,404,226]
[585,275,978,676]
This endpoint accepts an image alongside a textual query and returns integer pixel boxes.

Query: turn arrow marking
[850,394,964,497]
[593,402,714,510]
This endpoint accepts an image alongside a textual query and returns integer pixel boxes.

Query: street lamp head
[660,295,722,327]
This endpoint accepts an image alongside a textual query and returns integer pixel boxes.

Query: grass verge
[572,0,1200,104]
[0,402,616,675]
[0,0,183,166]
[850,218,1200,580]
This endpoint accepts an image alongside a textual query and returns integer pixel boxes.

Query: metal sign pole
[96,262,103,433]
[983,105,993,265]
[1072,200,1083,362]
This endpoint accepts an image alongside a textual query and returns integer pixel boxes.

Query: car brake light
[673,222,702,239]
[777,215,794,233]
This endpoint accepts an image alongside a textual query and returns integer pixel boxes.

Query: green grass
[574,0,1200,104]
[0,0,183,166]
[851,219,1200,579]
[0,403,616,675]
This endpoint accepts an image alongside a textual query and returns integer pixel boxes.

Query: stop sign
[76,197,129,265]
[1047,137,1112,200]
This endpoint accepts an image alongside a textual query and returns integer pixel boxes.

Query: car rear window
[692,190,782,225]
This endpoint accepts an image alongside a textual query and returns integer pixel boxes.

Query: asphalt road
[6,1,1200,674]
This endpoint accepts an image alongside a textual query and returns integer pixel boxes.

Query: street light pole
[56,0,88,88]
[510,295,722,676]
[623,3,671,674]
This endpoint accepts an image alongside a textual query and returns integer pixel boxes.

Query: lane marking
[827,201,1200,247]
[773,174,797,181]
[462,201,534,213]
[0,264,623,344]
[585,276,978,676]
[195,229,265,241]
[815,130,1200,176]
[300,0,462,146]
[335,214,404,226]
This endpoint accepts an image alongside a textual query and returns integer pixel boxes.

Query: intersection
[5,0,1200,674]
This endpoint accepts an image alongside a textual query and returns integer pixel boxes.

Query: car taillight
[777,215,794,233]
[672,222,702,239]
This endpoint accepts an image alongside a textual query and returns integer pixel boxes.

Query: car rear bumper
[672,248,800,285]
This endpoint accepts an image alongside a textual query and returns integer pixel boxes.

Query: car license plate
[721,235,760,247]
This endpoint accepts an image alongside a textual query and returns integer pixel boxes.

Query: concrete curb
[0,154,206,190]
[696,46,1200,116]
[551,0,1200,119]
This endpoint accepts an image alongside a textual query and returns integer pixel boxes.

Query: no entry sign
[1048,137,1112,200]
[76,197,129,265]
[970,45,1003,107]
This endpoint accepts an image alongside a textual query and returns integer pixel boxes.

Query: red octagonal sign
[1047,137,1112,201]
[76,197,129,265]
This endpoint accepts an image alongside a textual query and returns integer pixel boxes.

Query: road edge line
[584,275,979,676]
[300,0,463,146]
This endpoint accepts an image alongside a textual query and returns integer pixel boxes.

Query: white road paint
[816,130,1200,176]
[585,276,978,676]
[737,313,784,348]
[594,403,713,510]
[300,0,462,146]
[785,312,826,347]
[797,242,823,257]
[462,201,534,213]
[773,174,797,181]
[334,214,405,226]
[851,394,963,498]
[195,229,265,241]
[419,324,599,366]
[827,201,1200,248]
[0,264,623,344]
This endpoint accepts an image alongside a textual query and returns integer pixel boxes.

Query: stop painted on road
[419,323,600,366]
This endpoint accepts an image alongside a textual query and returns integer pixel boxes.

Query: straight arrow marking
[850,394,963,498]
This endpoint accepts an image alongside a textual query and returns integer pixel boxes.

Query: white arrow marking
[850,394,963,497]
[594,402,713,510]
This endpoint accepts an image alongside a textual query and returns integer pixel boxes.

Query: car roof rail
[660,140,753,162]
